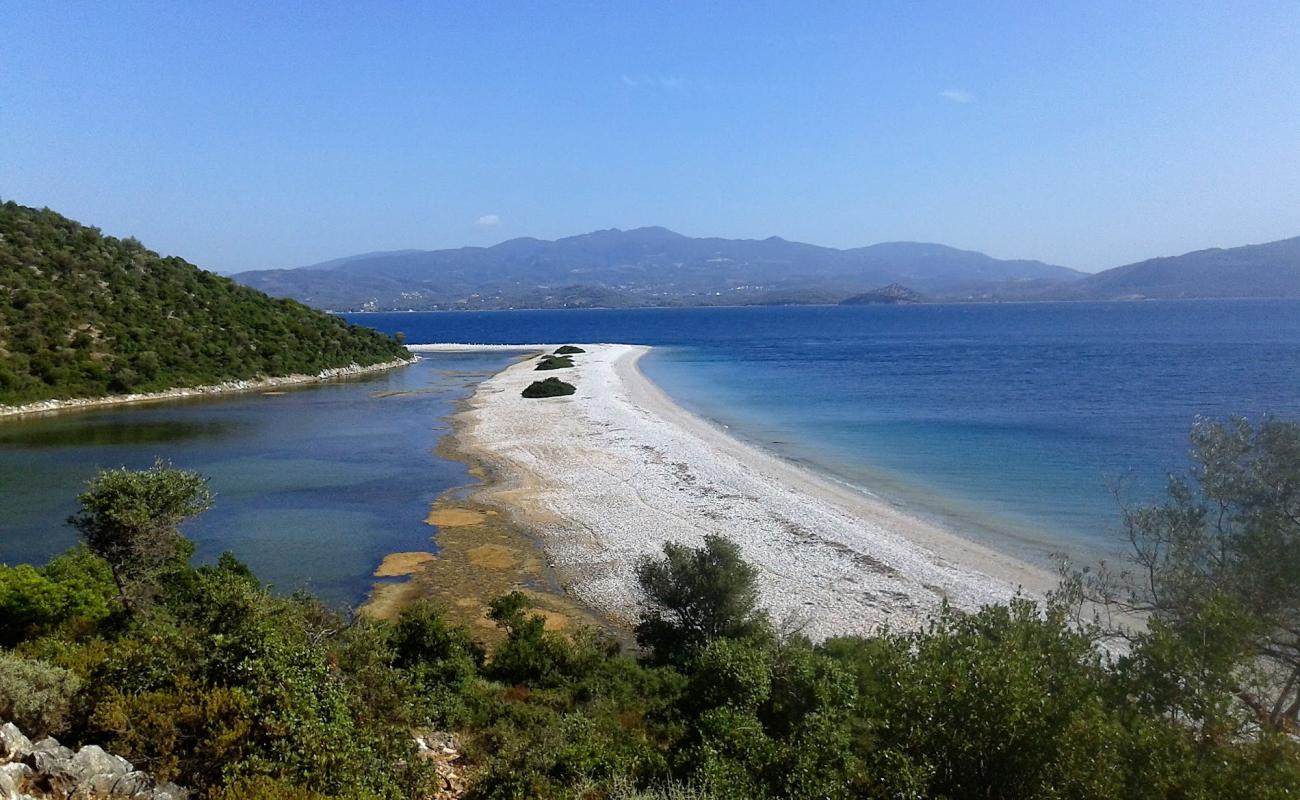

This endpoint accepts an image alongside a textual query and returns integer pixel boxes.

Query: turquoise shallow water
[4,301,1298,597]
[352,301,1300,566]
[0,351,524,605]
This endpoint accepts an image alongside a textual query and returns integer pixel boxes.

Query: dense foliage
[0,202,408,405]
[536,355,575,370]
[522,377,577,398]
[1068,416,1300,735]
[2,422,1300,797]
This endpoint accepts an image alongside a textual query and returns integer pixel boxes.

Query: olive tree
[635,534,771,664]
[69,459,212,611]
[1073,417,1300,733]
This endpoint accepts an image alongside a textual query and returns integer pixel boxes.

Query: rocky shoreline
[0,356,417,420]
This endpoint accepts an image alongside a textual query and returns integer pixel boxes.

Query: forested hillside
[0,202,409,405]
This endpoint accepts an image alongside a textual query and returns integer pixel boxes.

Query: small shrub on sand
[536,355,574,371]
[521,378,576,398]
[555,345,586,355]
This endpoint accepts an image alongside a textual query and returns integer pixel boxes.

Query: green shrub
[485,592,576,687]
[635,535,771,664]
[521,377,576,398]
[554,345,586,355]
[0,651,81,736]
[0,545,119,646]
[535,355,574,370]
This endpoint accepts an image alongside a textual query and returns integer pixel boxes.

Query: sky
[3,2,1299,275]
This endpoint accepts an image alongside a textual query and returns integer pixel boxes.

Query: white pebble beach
[455,343,1057,640]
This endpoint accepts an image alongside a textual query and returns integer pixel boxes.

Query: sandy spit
[457,343,1057,640]
[0,356,416,420]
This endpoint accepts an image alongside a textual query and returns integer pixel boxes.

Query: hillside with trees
[0,202,409,406]
[1,418,1297,798]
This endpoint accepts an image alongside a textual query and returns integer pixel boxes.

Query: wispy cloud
[476,214,501,227]
[620,74,722,92]
[939,89,976,104]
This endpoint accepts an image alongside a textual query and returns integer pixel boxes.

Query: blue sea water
[3,301,1297,600]
[0,352,524,605]
[351,301,1300,565]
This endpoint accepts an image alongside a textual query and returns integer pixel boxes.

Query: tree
[635,535,771,664]
[1075,417,1300,733]
[69,459,212,612]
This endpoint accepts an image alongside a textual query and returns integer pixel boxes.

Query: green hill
[0,202,409,405]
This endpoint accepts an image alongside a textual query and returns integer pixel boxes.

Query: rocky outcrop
[414,730,467,799]
[0,722,186,800]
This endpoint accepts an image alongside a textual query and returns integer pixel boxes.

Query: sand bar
[457,343,1056,639]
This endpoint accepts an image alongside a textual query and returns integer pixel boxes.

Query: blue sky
[3,2,1298,274]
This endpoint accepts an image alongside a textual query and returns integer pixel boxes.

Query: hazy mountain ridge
[235,227,1083,310]
[233,227,1300,310]
[1056,236,1300,300]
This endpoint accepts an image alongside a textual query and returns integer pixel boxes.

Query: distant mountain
[1057,236,1300,301]
[840,284,924,305]
[234,227,1083,311]
[0,203,408,405]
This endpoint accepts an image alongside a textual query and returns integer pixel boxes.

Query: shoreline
[0,356,417,421]
[361,346,620,641]
[443,343,1056,639]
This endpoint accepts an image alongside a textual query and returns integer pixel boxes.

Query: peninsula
[379,343,1054,639]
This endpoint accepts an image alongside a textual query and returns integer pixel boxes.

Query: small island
[839,283,924,305]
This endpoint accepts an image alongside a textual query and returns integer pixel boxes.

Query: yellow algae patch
[466,543,516,570]
[362,496,613,642]
[374,551,436,577]
[363,581,422,621]
[532,607,572,631]
[425,506,492,527]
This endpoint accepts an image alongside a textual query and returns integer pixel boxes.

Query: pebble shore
[456,343,1056,639]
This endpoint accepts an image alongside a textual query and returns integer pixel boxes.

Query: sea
[2,300,1298,604]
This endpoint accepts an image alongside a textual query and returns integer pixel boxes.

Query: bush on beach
[522,377,576,398]
[535,355,574,370]
[554,345,586,355]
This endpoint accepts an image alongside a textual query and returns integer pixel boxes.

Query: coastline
[441,343,1056,639]
[0,356,417,421]
[362,346,619,640]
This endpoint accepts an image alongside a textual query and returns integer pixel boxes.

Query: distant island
[233,226,1300,311]
[0,203,410,407]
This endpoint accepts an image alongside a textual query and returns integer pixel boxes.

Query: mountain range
[232,228,1300,311]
